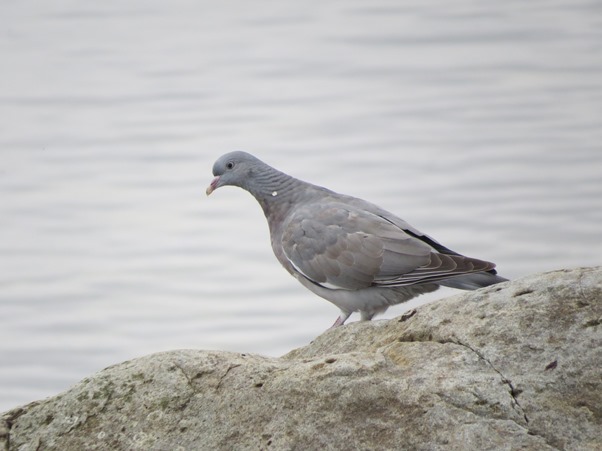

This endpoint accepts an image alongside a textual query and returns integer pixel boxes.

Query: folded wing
[280,202,495,290]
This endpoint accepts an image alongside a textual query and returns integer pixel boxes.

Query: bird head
[206,151,262,196]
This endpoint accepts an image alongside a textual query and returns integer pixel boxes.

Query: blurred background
[1,0,601,411]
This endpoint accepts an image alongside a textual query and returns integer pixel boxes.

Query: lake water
[1,0,601,412]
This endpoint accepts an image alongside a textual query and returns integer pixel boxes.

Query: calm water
[1,0,601,411]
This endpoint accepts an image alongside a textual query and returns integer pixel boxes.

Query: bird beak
[206,176,220,196]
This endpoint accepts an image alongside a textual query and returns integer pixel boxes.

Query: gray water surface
[1,1,601,411]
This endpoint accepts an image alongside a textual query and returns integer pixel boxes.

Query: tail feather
[438,271,508,290]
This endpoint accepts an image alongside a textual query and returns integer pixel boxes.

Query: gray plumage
[207,151,508,327]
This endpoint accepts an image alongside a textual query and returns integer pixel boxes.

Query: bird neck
[246,168,307,223]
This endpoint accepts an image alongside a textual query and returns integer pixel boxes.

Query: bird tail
[438,271,508,290]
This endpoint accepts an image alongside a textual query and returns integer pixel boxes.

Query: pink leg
[329,311,351,329]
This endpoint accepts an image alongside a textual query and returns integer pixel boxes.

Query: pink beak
[206,176,220,195]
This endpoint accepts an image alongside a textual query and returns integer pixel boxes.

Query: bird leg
[329,311,351,328]
[360,311,376,321]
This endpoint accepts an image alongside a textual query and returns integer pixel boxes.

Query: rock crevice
[447,338,530,426]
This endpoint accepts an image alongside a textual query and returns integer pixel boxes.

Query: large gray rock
[2,267,601,450]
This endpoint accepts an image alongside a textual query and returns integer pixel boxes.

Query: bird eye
[226,161,235,170]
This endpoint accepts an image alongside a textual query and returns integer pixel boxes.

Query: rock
[2,267,601,451]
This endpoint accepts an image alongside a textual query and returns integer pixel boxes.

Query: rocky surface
[2,267,601,450]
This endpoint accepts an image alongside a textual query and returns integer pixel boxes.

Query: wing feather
[280,201,496,290]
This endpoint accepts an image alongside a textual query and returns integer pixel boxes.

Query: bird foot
[329,317,344,329]
[328,312,351,329]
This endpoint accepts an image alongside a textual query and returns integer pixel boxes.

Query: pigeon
[206,151,507,327]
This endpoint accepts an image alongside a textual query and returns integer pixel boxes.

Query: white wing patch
[286,252,350,291]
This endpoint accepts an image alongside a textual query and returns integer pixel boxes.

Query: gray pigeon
[207,151,507,327]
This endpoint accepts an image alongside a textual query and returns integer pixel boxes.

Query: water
[1,0,601,412]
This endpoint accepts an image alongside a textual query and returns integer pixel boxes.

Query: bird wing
[280,202,495,290]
